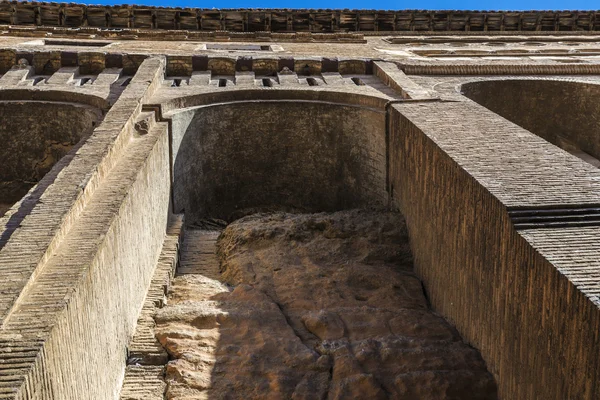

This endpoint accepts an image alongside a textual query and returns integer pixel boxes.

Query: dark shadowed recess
[0,100,102,220]
[462,79,600,167]
[170,100,388,223]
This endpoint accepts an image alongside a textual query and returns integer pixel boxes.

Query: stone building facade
[0,2,600,399]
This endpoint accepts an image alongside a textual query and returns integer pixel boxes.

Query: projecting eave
[0,1,600,33]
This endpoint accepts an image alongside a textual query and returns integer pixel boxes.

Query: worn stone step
[120,366,166,400]
[118,215,184,398]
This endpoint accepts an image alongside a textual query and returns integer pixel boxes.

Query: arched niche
[169,96,388,223]
[461,79,600,166]
[0,98,103,216]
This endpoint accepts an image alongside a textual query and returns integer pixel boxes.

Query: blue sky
[87,0,599,11]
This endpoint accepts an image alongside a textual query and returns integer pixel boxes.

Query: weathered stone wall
[1,23,600,399]
[388,101,600,399]
[170,100,387,222]
[462,79,600,161]
[0,101,101,215]
[0,57,175,400]
[39,121,171,399]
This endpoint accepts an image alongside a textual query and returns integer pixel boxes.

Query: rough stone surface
[1,12,600,400]
[155,210,497,399]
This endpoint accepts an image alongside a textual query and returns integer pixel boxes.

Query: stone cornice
[0,2,599,33]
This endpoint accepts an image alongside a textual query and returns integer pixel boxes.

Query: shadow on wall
[0,100,102,246]
[462,79,600,167]
[170,100,388,223]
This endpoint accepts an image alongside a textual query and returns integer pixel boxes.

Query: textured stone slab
[154,212,497,399]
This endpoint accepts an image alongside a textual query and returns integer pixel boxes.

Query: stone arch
[0,90,105,216]
[461,78,600,166]
[163,89,390,222]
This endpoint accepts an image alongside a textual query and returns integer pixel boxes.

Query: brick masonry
[389,100,600,399]
[0,4,600,399]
